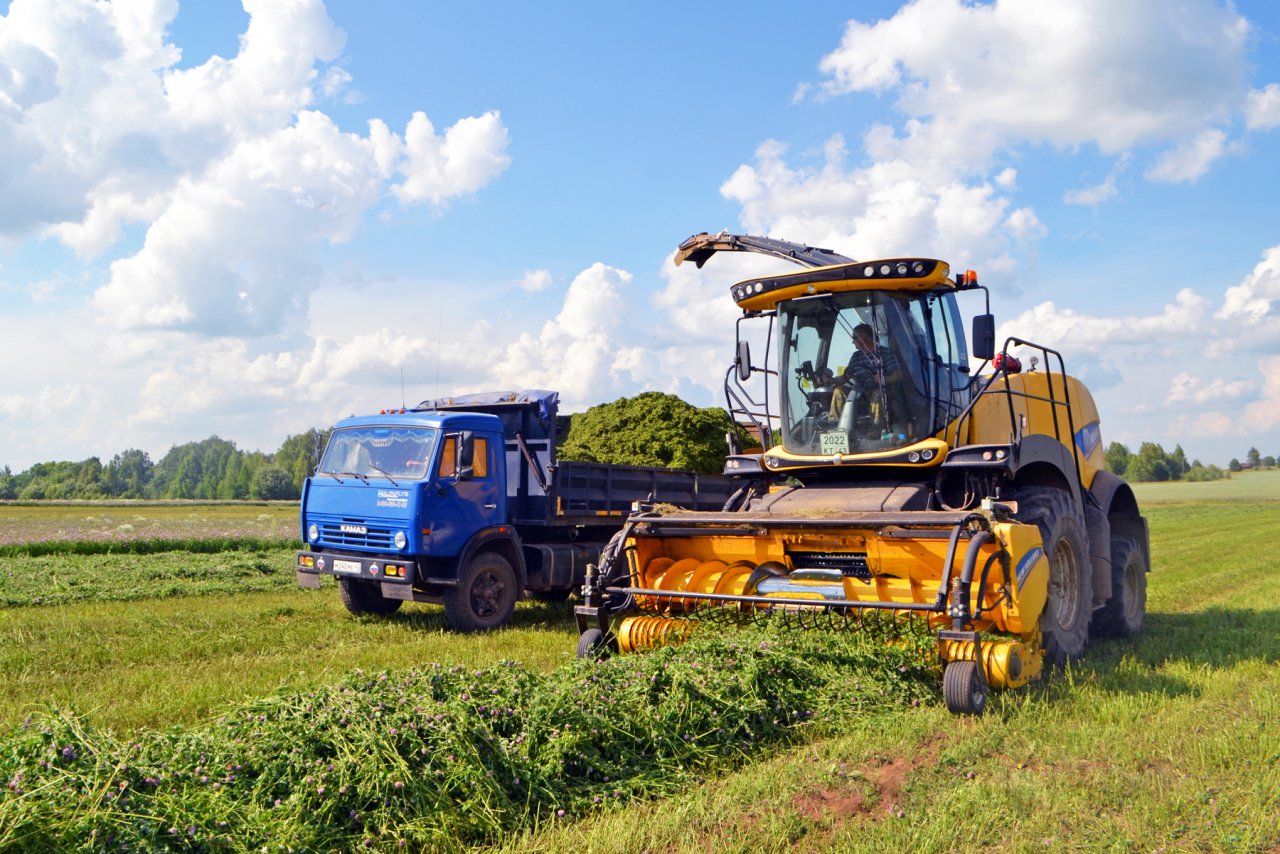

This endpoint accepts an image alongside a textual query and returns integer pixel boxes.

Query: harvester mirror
[972,314,996,361]
[455,431,475,481]
[735,340,752,382]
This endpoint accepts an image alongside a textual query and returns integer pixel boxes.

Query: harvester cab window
[778,290,965,457]
[318,426,438,481]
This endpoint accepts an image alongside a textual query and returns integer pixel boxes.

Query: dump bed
[423,390,735,528]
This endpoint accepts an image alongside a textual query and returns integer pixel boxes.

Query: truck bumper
[295,550,416,586]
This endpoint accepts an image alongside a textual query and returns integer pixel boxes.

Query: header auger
[575,232,1149,715]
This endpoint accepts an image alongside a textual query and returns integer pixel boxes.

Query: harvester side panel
[962,372,1104,489]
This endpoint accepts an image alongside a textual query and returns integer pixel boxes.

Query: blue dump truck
[295,390,735,631]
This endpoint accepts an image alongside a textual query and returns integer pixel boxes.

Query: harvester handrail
[724,313,778,449]
[950,336,1085,507]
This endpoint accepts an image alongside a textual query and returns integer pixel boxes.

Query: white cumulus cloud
[1218,245,1280,323]
[485,263,634,410]
[1145,129,1234,183]
[0,0,511,338]
[1245,83,1280,130]
[815,0,1249,156]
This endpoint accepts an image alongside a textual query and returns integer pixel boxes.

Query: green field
[1,498,1277,851]
[1131,467,1280,503]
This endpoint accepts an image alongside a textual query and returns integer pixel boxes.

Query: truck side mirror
[736,340,752,383]
[456,431,475,481]
[972,314,996,361]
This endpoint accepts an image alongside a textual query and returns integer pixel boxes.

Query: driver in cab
[829,323,905,429]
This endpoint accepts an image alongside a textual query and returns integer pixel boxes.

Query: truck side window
[439,436,456,478]
[438,436,488,478]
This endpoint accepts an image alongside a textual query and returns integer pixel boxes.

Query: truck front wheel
[444,552,518,631]
[338,577,403,617]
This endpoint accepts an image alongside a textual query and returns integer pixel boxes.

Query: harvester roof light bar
[730,258,949,310]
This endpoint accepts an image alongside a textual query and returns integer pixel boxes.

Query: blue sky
[2,0,1279,471]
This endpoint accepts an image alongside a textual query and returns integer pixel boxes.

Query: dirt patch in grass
[793,735,947,828]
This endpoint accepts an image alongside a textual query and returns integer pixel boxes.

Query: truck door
[432,432,504,556]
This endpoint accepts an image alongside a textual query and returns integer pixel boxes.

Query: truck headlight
[307,523,319,542]
[394,531,407,550]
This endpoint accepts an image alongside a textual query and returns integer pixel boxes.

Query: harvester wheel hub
[1048,537,1082,629]
[1123,560,1145,625]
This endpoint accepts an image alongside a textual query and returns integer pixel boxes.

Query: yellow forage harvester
[575,233,1150,715]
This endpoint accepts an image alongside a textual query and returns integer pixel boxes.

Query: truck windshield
[318,426,438,481]
[776,289,970,456]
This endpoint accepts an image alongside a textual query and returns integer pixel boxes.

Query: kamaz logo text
[339,524,368,535]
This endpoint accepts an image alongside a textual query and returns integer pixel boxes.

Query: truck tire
[1015,486,1092,668]
[1090,536,1147,638]
[444,551,517,632]
[337,577,403,617]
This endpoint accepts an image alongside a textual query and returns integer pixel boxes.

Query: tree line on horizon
[0,431,329,502]
[1104,441,1276,482]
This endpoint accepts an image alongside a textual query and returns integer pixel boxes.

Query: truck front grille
[320,522,395,550]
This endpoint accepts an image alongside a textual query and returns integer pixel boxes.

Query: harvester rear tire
[337,577,403,617]
[1015,486,1092,668]
[444,552,517,632]
[943,660,987,716]
[576,628,611,660]
[1089,536,1147,638]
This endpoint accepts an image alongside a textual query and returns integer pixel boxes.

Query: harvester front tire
[337,577,403,617]
[943,660,987,716]
[1016,487,1092,668]
[1090,536,1147,638]
[444,552,517,632]
[576,628,611,660]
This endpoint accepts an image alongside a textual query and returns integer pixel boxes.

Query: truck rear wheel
[1016,486,1092,668]
[1090,536,1147,638]
[444,552,517,632]
[338,577,403,617]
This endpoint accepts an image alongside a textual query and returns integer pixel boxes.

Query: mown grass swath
[0,502,298,607]
[0,628,935,851]
[0,542,296,607]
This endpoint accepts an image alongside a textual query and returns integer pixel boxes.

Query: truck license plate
[333,559,362,574]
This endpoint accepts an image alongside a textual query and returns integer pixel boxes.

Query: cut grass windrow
[0,627,936,852]
[0,544,297,607]
[0,537,295,558]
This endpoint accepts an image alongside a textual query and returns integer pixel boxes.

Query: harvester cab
[575,232,1149,715]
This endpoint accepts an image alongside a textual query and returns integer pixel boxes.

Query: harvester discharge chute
[575,232,1149,715]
